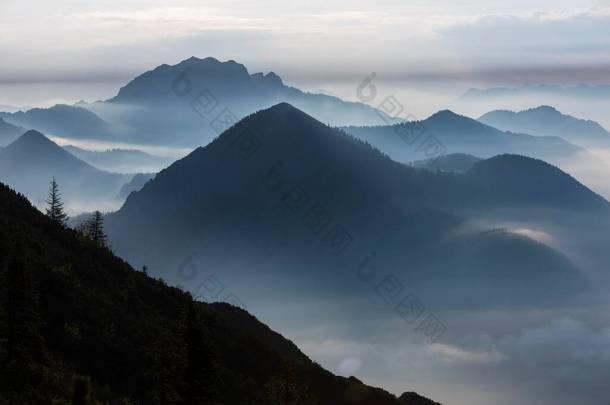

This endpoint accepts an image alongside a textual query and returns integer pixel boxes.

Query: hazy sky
[2,3,610,404]
[1,0,610,107]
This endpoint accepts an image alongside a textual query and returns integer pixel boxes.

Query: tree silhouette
[181,303,216,405]
[86,211,107,247]
[45,177,68,226]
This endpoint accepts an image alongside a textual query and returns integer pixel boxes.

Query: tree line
[45,177,107,247]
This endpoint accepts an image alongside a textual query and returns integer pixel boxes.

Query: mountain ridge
[81,56,399,146]
[478,105,610,147]
[0,180,438,405]
[0,117,26,146]
[343,108,582,164]
[106,103,594,313]
[0,130,128,210]
[0,104,115,141]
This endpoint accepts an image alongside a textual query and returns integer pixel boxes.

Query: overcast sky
[2,3,610,404]
[1,0,609,89]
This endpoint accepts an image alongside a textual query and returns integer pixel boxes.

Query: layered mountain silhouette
[0,104,115,141]
[0,130,128,209]
[343,110,582,164]
[63,145,175,173]
[466,154,608,210]
[117,172,155,199]
[478,106,610,147]
[0,181,438,405]
[13,57,393,146]
[105,104,597,309]
[0,117,25,146]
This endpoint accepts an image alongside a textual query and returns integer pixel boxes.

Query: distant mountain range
[4,57,397,147]
[0,117,26,146]
[0,181,438,405]
[478,106,610,148]
[63,145,175,173]
[105,103,599,310]
[0,130,129,210]
[0,104,116,141]
[343,110,582,164]
[117,172,155,199]
[106,56,395,129]
[3,58,605,175]
[460,84,610,101]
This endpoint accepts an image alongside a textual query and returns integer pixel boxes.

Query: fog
[1,1,609,401]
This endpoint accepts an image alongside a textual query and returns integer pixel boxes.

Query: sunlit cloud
[428,343,507,364]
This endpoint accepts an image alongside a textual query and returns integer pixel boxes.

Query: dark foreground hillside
[0,182,438,405]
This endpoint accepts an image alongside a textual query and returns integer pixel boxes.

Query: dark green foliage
[0,182,434,405]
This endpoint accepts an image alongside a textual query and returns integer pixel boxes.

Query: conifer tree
[86,211,107,247]
[45,177,68,226]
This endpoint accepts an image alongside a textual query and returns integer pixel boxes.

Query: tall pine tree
[86,211,107,247]
[46,177,68,226]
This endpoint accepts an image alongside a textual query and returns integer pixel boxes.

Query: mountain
[460,84,610,101]
[343,110,582,164]
[117,172,155,199]
[399,392,442,405]
[478,106,610,148]
[0,117,26,146]
[0,181,437,405]
[0,131,128,210]
[410,153,481,173]
[105,104,595,310]
[63,145,175,173]
[0,104,115,141]
[77,56,397,146]
[465,154,608,210]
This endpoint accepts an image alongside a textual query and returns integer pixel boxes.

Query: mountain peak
[469,154,609,211]
[527,105,559,114]
[423,109,498,134]
[174,55,249,75]
[251,71,284,87]
[10,129,54,148]
[232,102,312,125]
[428,109,461,120]
[398,391,442,405]
[265,102,299,113]
[207,103,320,148]
[478,105,610,146]
[425,109,476,125]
